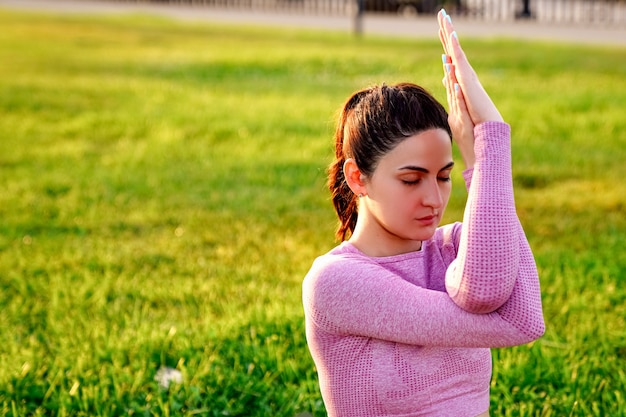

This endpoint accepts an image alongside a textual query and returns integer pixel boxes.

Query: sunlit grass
[0,8,624,416]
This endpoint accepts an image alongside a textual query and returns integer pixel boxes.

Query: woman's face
[360,128,454,252]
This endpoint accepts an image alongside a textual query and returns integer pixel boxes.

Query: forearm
[445,121,519,313]
[456,136,476,170]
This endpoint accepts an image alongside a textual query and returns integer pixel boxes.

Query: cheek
[375,185,411,215]
[441,183,453,204]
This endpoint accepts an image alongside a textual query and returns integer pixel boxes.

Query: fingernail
[441,54,447,64]
[446,15,452,24]
[441,8,447,17]
[452,31,458,39]
[442,76,447,86]
[445,64,451,73]
[454,83,460,92]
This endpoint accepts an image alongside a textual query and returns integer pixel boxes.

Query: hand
[438,10,503,167]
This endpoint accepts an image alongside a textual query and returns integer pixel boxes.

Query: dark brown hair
[328,83,451,241]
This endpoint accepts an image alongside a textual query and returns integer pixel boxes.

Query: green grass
[0,8,625,416]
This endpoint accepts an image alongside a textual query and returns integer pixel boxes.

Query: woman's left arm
[438,10,529,313]
[445,122,520,313]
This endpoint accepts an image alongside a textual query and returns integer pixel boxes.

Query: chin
[412,227,439,242]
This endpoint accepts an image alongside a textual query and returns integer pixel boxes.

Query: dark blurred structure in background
[112,0,626,25]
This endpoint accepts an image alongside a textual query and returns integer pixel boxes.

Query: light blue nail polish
[441,8,447,17]
[446,15,452,24]
[452,31,458,39]
[441,54,447,64]
[454,83,460,92]
[445,64,451,73]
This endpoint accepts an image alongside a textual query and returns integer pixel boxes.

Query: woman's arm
[444,121,519,313]
[438,10,531,313]
[303,250,544,348]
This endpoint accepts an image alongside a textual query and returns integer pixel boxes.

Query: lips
[416,214,438,225]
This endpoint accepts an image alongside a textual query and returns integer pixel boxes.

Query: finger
[446,29,504,124]
[452,83,461,117]
[445,64,460,117]
[439,10,454,51]
[445,30,477,100]
[441,53,451,80]
[438,10,456,55]
[444,61,459,97]
[439,28,449,56]
[443,62,454,101]
[444,24,480,91]
[443,67,454,113]
[454,82,468,116]
[440,13,468,72]
[446,62,458,85]
[437,9,446,29]
[438,9,451,34]
[448,31,472,79]
[439,11,461,115]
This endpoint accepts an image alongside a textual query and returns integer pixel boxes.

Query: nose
[423,178,444,210]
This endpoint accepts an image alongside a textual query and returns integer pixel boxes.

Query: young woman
[302,10,545,417]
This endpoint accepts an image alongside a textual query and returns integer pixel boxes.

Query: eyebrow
[398,161,455,173]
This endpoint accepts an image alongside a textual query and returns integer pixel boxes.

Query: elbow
[445,261,518,314]
[510,312,546,346]
[520,286,546,343]
[530,315,546,341]
[468,293,508,314]
[518,322,545,346]
[451,290,510,314]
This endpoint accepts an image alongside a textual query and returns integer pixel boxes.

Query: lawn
[0,8,624,416]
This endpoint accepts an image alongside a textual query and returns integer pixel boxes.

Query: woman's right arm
[302,252,544,348]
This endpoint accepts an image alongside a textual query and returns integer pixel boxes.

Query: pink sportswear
[302,122,545,416]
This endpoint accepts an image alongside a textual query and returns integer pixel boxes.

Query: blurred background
[0,0,624,416]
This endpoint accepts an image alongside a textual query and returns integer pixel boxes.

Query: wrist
[457,141,476,170]
[460,152,475,170]
[473,121,511,162]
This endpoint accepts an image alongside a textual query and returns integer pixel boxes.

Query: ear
[343,158,368,197]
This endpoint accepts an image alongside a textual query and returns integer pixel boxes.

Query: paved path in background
[1,0,625,46]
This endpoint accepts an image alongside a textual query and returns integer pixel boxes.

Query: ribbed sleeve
[445,122,519,313]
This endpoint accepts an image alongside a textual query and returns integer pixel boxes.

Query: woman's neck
[348,221,423,257]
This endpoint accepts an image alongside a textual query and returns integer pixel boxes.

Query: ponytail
[328,90,365,241]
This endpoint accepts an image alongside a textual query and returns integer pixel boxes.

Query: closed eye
[401,176,451,185]
[399,162,454,185]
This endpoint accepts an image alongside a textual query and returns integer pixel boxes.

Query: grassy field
[0,8,625,416]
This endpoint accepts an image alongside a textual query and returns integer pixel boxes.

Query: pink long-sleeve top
[302,122,545,417]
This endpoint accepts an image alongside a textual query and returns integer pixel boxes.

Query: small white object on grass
[155,366,183,389]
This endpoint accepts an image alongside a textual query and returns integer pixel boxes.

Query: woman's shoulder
[304,242,383,286]
[427,222,463,265]
[308,242,373,274]
[302,243,379,304]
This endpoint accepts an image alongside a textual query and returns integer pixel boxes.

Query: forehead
[378,129,453,170]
